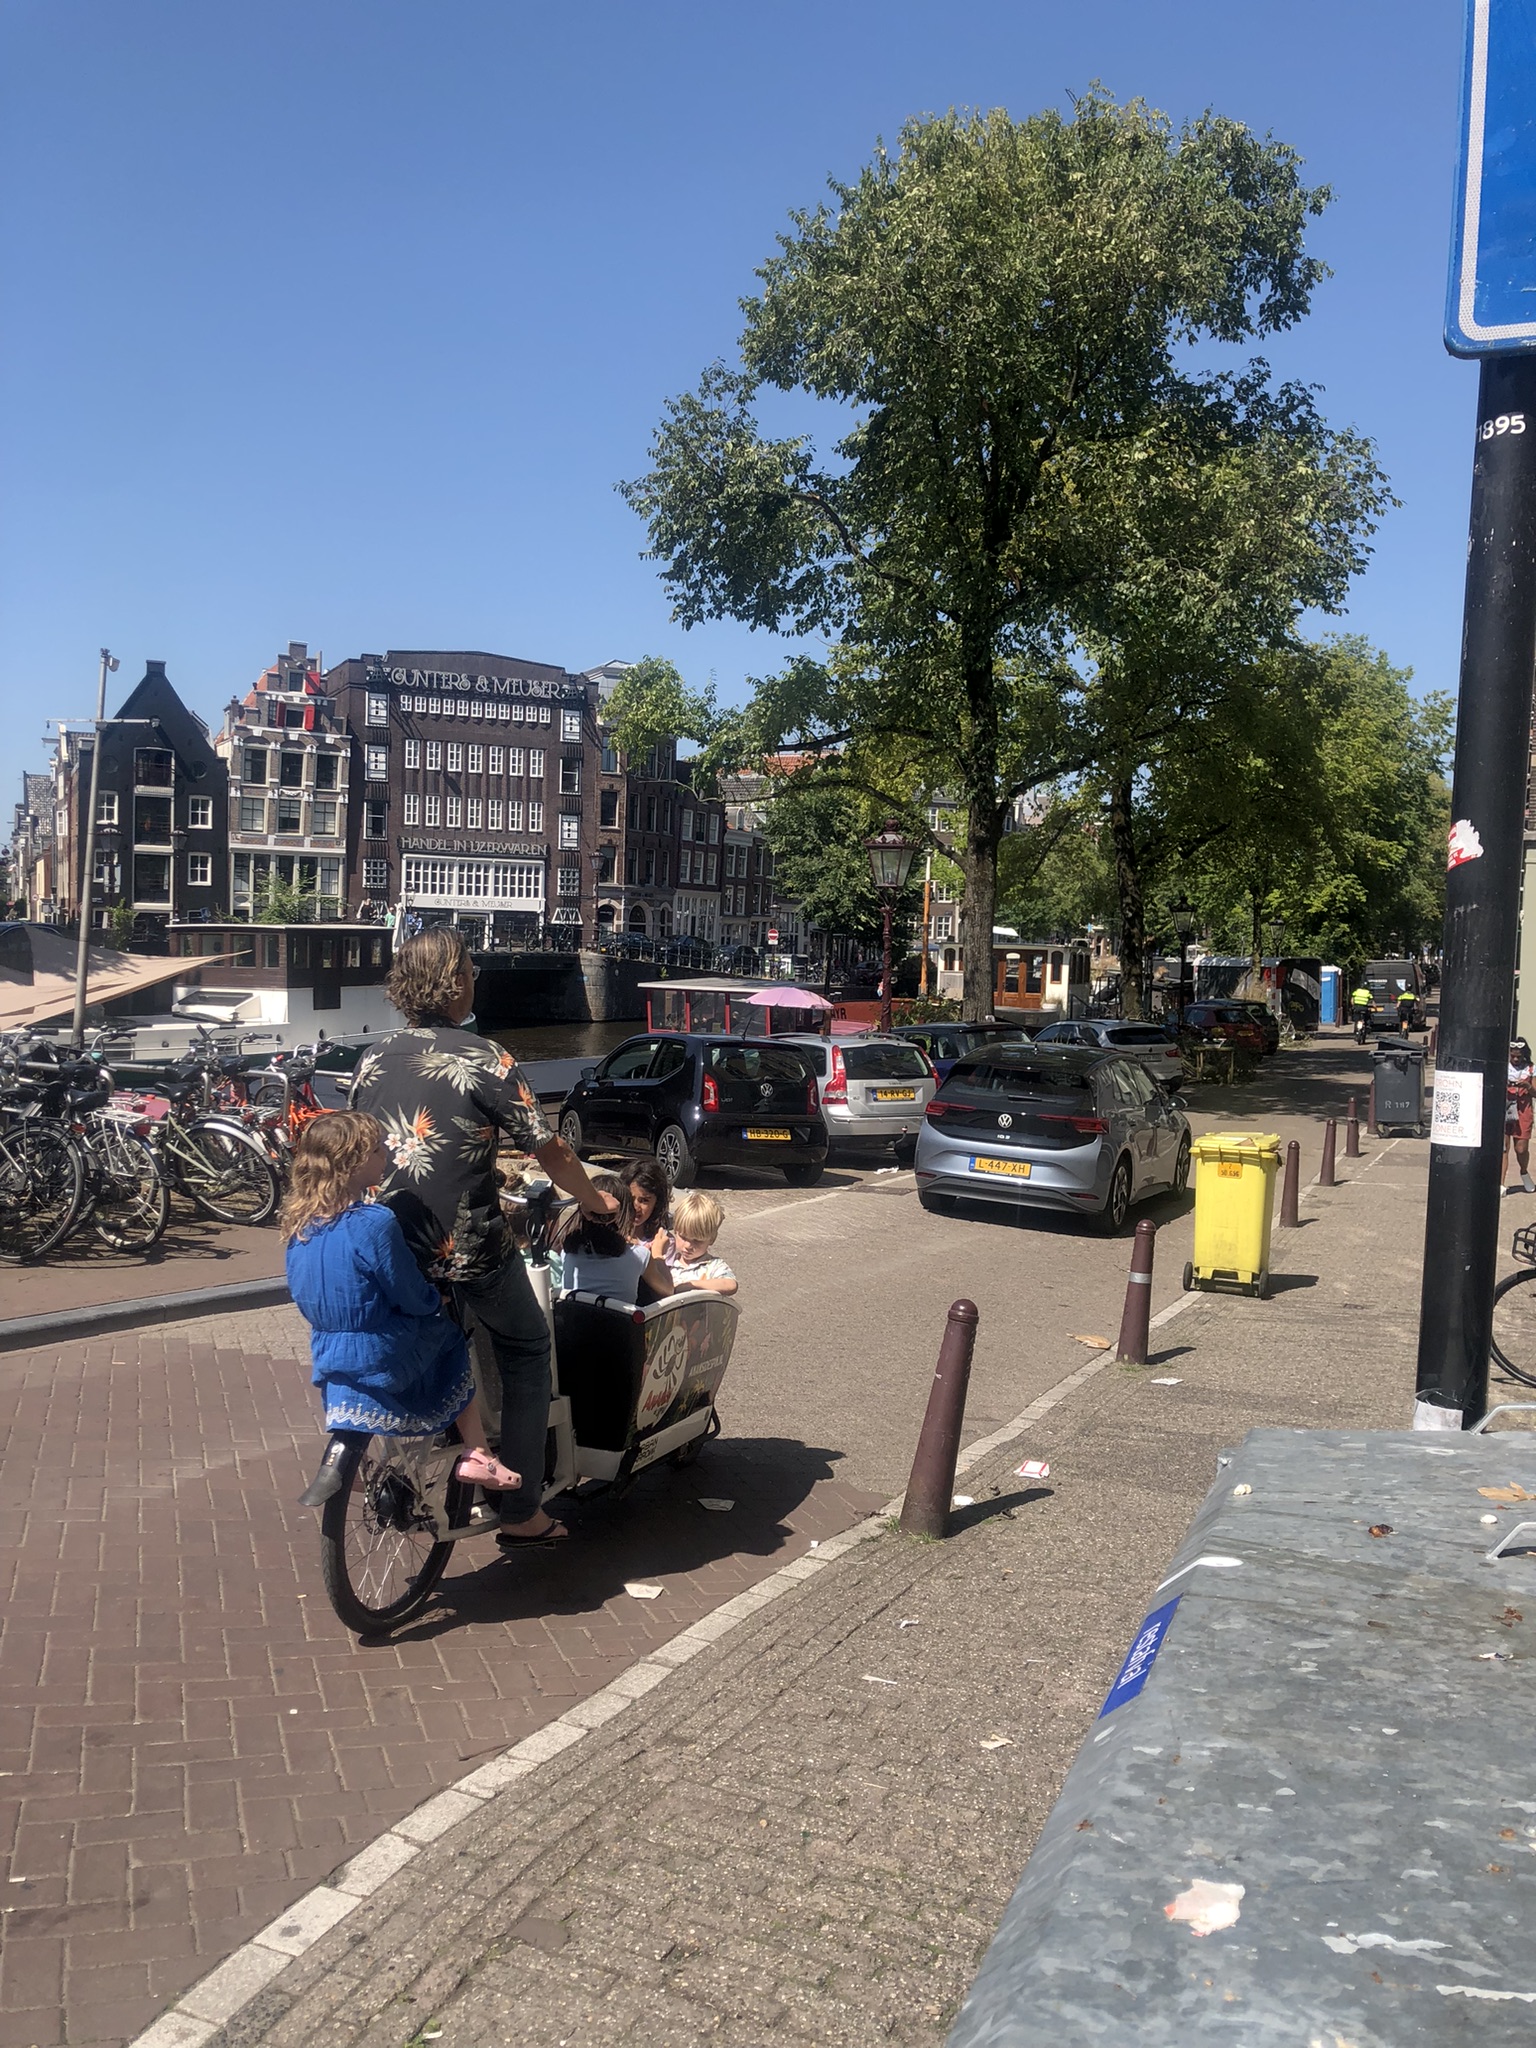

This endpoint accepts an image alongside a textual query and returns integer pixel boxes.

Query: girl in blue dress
[281,1110,519,1490]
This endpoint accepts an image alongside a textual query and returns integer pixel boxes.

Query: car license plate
[972,1156,1031,1178]
[744,1127,792,1141]
[874,1087,917,1101]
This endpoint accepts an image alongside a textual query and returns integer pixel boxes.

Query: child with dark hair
[618,1156,672,1240]
[559,1172,674,1304]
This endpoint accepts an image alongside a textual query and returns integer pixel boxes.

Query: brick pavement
[0,1304,881,2048]
[183,1128,1430,2048]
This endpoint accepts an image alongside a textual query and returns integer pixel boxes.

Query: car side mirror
[581,1064,598,1081]
[1168,1094,1188,1111]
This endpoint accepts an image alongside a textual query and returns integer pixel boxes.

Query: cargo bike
[306,1185,740,1634]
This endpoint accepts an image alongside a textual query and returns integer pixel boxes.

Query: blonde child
[281,1111,519,1492]
[665,1191,738,1296]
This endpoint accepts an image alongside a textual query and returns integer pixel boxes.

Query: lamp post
[863,820,920,1035]
[589,847,609,948]
[1170,896,1195,1028]
[70,649,120,1048]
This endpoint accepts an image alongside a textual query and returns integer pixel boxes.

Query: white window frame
[188,795,212,830]
[562,709,582,741]
[447,743,463,773]
[425,795,441,826]
[446,796,462,827]
[186,852,212,888]
[528,800,544,833]
[366,694,389,727]
[363,858,389,890]
[488,799,503,830]
[95,791,118,826]
[488,746,503,774]
[467,744,483,773]
[528,748,544,779]
[366,745,389,780]
[403,793,420,825]
[425,741,442,771]
[467,798,483,828]
[508,747,524,776]
[506,800,523,831]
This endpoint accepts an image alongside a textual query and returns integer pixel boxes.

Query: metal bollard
[1280,1139,1301,1227]
[1345,1095,1361,1157]
[1320,1117,1337,1188]
[899,1300,980,1540]
[1368,1076,1379,1137]
[1115,1218,1157,1363]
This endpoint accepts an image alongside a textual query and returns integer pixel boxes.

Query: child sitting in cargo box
[664,1190,739,1297]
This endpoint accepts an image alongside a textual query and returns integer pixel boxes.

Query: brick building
[322,649,602,944]
[216,643,351,919]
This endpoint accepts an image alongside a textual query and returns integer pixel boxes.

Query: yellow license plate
[973,1156,1032,1178]
[874,1088,917,1101]
[745,1127,792,1141]
[1217,1161,1243,1178]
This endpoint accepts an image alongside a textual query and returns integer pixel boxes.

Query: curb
[0,1276,292,1355]
[127,1329,1141,2048]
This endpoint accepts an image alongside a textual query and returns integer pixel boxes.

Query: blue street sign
[1448,0,1536,354]
[1097,1594,1182,1717]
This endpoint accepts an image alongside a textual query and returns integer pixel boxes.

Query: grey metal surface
[948,1427,1536,2047]
[0,1275,293,1353]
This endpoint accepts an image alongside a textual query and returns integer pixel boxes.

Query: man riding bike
[1350,980,1373,1044]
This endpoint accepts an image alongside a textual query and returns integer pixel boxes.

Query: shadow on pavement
[384,1435,881,1644]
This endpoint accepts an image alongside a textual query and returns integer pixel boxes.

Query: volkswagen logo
[759,1080,773,1097]
[997,1112,1014,1128]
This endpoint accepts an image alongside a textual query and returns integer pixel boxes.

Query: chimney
[287,642,307,663]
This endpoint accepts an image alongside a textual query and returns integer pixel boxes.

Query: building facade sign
[379,667,585,704]
[398,835,547,859]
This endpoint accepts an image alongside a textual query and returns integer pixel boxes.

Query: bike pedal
[465,1500,501,1530]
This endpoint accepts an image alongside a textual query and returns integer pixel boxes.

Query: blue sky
[0,0,1470,808]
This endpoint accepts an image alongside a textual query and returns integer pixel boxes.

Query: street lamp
[589,847,610,948]
[1170,896,1195,1026]
[862,820,920,1035]
[70,649,120,1048]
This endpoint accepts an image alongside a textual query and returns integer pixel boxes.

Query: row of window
[236,796,343,836]
[401,858,547,903]
[239,749,343,789]
[232,853,344,902]
[390,741,554,781]
[627,794,723,841]
[93,853,214,892]
[723,842,771,878]
[94,793,216,830]
[624,846,721,887]
[367,695,583,736]
[400,795,571,838]
[179,927,388,969]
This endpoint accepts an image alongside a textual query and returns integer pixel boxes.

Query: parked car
[777,1033,936,1162]
[1231,1001,1281,1055]
[1179,1002,1268,1056]
[557,1033,827,1188]
[891,1020,1033,1082]
[1031,1018,1186,1088]
[913,1044,1191,1232]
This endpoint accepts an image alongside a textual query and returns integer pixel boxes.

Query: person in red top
[1503,1038,1535,1197]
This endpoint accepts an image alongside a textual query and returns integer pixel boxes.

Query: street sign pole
[1418,1,1536,1425]
[1414,355,1536,1426]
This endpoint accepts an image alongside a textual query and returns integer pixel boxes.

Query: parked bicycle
[1491,1222,1536,1390]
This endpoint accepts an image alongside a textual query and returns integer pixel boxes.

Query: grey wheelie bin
[1371,1036,1425,1135]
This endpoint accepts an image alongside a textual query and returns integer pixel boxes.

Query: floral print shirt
[349,1025,553,1280]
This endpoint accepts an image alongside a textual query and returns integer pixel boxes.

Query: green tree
[255,871,319,924]
[106,900,137,949]
[623,92,1387,1013]
[758,781,923,976]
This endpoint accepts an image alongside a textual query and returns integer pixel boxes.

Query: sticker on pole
[1098,1595,1182,1717]
[1448,818,1484,868]
[1431,1068,1484,1148]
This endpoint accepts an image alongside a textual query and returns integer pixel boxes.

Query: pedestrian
[350,927,618,1545]
[1504,1038,1536,1198]
[280,1110,520,1492]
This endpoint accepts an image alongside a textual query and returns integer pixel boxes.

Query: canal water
[486,1020,639,1063]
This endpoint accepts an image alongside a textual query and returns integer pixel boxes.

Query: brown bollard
[1115,1218,1158,1364]
[1280,1140,1301,1228]
[1345,1095,1361,1158]
[1368,1076,1379,1137]
[899,1300,980,1540]
[1320,1117,1338,1188]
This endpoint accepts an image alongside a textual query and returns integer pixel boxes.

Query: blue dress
[286,1203,473,1435]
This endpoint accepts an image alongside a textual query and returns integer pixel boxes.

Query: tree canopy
[622,91,1389,1011]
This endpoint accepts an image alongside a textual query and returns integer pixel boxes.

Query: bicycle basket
[1513,1223,1536,1267]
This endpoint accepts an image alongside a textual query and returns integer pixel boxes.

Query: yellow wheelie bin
[1185,1131,1281,1299]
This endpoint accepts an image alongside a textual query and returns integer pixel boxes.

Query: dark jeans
[453,1256,551,1525]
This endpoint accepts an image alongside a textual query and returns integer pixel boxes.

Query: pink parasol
[743,987,833,1011]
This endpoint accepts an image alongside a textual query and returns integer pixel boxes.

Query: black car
[557,1033,828,1188]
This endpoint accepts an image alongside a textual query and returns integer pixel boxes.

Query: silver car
[1032,1018,1186,1089]
[913,1044,1190,1232]
[777,1033,936,1160]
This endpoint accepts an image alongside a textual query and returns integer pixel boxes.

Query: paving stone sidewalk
[191,1134,1429,2048]
[0,1307,879,2048]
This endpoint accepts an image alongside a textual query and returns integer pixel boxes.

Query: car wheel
[1097,1157,1132,1236]
[654,1123,696,1189]
[894,1136,917,1168]
[1171,1134,1191,1196]
[783,1160,824,1187]
[558,1110,583,1152]
[918,1189,950,1214]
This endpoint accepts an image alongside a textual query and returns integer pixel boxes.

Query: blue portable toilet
[1320,965,1341,1026]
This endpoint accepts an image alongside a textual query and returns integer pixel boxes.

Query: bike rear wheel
[0,1118,85,1260]
[1491,1266,1536,1389]
[319,1435,467,1634]
[175,1121,279,1224]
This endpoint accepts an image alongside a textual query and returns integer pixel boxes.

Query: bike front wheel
[319,1435,467,1635]
[175,1121,280,1224]
[0,1118,85,1260]
[1491,1266,1536,1390]
[86,1122,170,1250]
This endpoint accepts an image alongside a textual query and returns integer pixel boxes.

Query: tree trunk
[959,817,999,1018]
[1110,777,1146,1020]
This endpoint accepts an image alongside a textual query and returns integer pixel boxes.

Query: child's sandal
[454,1447,521,1490]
